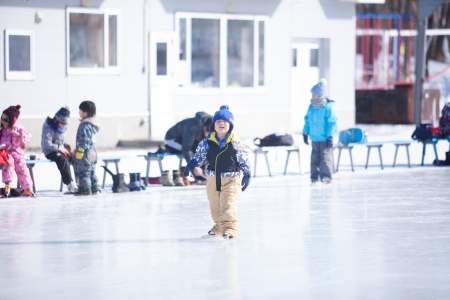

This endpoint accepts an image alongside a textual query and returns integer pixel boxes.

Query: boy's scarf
[311,97,326,108]
[47,117,66,134]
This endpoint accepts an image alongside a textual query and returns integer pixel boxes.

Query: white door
[149,32,174,140]
[290,42,321,130]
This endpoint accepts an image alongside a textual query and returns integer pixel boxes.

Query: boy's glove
[303,133,309,145]
[326,136,333,148]
[183,160,196,177]
[241,172,251,191]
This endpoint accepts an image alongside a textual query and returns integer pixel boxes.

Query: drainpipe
[143,0,151,138]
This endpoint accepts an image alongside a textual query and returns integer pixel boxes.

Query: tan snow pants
[206,175,241,236]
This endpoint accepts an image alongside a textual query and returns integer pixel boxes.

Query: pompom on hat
[212,105,234,132]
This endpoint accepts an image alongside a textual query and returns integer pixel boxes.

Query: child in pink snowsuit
[0,105,33,197]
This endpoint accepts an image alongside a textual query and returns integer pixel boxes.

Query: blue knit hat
[54,107,70,125]
[311,79,327,98]
[213,105,234,131]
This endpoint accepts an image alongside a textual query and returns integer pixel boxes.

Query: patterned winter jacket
[190,131,250,190]
[0,125,31,155]
[41,117,66,156]
[74,118,99,170]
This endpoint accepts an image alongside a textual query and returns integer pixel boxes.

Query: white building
[0,0,364,148]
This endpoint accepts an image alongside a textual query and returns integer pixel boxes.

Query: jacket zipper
[215,144,228,176]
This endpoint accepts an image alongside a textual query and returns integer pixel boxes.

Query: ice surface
[1,167,450,300]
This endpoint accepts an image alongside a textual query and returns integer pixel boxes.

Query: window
[292,48,298,67]
[309,48,319,67]
[4,30,34,80]
[258,21,265,86]
[156,42,167,76]
[227,20,254,87]
[191,19,220,87]
[176,13,266,88]
[66,8,119,74]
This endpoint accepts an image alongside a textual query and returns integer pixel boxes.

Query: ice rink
[1,167,449,300]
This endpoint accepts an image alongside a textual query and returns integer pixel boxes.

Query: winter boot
[137,173,146,190]
[112,173,129,193]
[207,224,222,236]
[223,230,235,240]
[172,170,185,187]
[321,177,332,184]
[160,170,174,186]
[3,183,11,198]
[128,173,142,192]
[20,189,34,197]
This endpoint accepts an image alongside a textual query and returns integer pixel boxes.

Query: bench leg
[114,161,120,174]
[365,147,371,169]
[377,147,384,170]
[145,159,151,184]
[28,166,36,193]
[349,148,354,172]
[433,142,439,161]
[392,145,399,167]
[157,159,164,175]
[60,178,63,192]
[102,162,108,189]
[336,148,342,172]
[264,152,272,177]
[406,145,411,168]
[283,151,291,175]
[421,143,426,166]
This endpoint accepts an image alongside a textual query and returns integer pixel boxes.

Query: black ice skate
[223,232,234,240]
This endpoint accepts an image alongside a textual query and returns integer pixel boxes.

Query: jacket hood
[81,117,100,132]
[195,111,212,125]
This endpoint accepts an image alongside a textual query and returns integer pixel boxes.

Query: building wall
[149,0,356,139]
[0,0,356,148]
[0,0,149,148]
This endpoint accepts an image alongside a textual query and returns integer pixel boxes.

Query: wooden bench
[101,157,122,189]
[365,142,384,169]
[419,139,439,166]
[392,141,411,168]
[335,144,355,172]
[253,146,301,177]
[140,152,184,182]
[26,159,69,193]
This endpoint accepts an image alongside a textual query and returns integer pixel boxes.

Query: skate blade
[201,234,218,239]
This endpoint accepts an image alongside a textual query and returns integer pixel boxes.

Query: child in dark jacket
[74,101,99,195]
[184,105,251,239]
[41,107,77,193]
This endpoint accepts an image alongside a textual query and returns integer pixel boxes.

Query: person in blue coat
[73,101,100,195]
[302,80,337,184]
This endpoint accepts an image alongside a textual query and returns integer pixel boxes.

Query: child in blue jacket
[74,101,100,195]
[303,80,337,184]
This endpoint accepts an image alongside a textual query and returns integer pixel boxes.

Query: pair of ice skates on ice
[206,225,235,240]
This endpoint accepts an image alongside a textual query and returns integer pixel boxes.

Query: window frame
[66,7,120,75]
[175,12,267,90]
[4,29,35,81]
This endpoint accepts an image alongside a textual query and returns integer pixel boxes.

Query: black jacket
[206,133,240,191]
[164,112,210,162]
